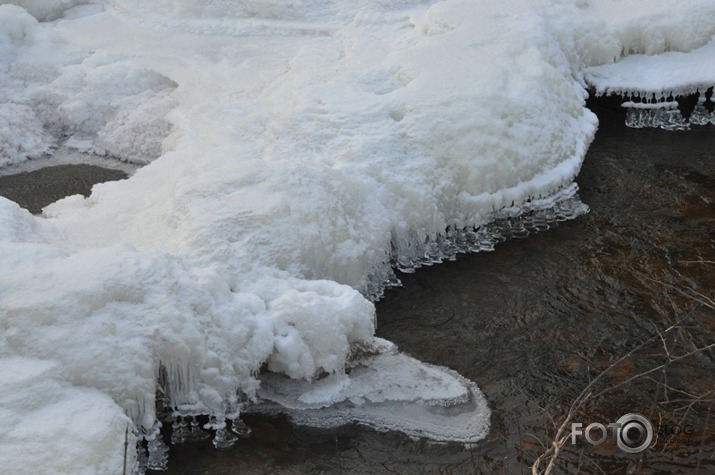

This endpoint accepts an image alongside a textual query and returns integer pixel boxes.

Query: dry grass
[531,261,715,474]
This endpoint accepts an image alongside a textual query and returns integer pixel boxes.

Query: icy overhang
[583,38,715,130]
[584,37,715,99]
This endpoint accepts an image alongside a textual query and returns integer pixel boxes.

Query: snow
[0,358,134,475]
[0,1,87,22]
[1,0,715,473]
[586,38,715,98]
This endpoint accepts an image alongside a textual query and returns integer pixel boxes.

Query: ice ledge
[584,37,715,99]
[248,338,491,445]
[583,37,715,130]
[363,182,590,301]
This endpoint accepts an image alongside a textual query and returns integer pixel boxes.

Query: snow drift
[2,0,715,473]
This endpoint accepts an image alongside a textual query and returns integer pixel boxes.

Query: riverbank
[1,97,712,473]
[157,98,715,473]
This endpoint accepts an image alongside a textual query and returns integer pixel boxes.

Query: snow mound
[0,358,134,475]
[0,5,176,168]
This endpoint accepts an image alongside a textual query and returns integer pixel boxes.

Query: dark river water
[0,163,127,214]
[2,98,714,474]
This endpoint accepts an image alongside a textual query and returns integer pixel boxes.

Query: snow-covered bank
[2,1,715,473]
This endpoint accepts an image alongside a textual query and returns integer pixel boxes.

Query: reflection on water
[157,97,715,474]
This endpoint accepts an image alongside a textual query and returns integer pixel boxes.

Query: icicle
[231,418,252,438]
[621,98,690,130]
[213,425,238,450]
[133,439,148,475]
[424,239,443,265]
[364,186,587,299]
[659,105,689,131]
[624,107,640,128]
[207,415,238,450]
[690,92,711,125]
[689,93,710,125]
[652,106,667,128]
[187,415,210,442]
[170,415,189,445]
[145,422,169,471]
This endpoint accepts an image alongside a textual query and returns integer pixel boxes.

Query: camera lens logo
[615,413,653,454]
[571,413,655,454]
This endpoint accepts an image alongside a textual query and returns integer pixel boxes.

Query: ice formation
[251,339,491,443]
[2,1,715,473]
[584,14,715,130]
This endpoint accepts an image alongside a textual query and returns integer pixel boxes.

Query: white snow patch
[2,0,715,473]
[0,358,134,475]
